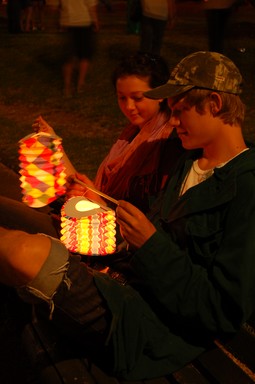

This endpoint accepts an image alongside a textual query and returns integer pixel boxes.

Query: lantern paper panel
[19,132,66,208]
[60,196,116,256]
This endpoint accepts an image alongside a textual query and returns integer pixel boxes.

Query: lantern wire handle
[73,178,119,206]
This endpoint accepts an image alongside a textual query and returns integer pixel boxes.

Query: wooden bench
[22,311,255,384]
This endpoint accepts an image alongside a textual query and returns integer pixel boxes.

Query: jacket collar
[162,147,255,223]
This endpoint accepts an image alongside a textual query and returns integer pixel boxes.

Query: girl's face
[116,75,163,128]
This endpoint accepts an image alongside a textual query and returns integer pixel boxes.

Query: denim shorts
[17,236,113,370]
[18,236,110,329]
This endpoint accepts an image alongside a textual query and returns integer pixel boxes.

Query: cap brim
[144,83,195,99]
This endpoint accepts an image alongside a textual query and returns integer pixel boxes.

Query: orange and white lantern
[18,132,66,207]
[60,196,116,256]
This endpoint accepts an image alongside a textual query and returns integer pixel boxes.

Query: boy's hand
[116,200,156,249]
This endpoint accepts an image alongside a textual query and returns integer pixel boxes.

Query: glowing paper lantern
[60,196,116,256]
[19,132,66,207]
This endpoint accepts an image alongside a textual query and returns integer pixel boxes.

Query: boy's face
[168,95,221,150]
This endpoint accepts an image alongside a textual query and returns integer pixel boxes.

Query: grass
[0,1,255,178]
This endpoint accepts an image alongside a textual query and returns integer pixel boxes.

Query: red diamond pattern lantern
[19,132,66,207]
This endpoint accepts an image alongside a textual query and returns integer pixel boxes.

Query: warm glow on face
[116,75,161,128]
[75,200,100,212]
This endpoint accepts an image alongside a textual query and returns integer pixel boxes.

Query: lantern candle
[18,132,66,207]
[60,196,116,256]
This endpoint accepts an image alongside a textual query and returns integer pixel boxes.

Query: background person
[202,0,238,53]
[20,0,33,32]
[139,0,175,55]
[58,0,99,97]
[32,0,46,31]
[99,0,112,12]
[6,0,23,33]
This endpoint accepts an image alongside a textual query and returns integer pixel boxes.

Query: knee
[0,228,51,287]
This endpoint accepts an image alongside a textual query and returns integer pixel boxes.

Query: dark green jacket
[94,147,255,380]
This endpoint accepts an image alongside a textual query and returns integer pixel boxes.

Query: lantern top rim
[62,196,114,219]
[19,132,62,144]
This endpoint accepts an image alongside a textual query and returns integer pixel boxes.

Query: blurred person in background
[139,0,175,55]
[58,0,99,97]
[32,0,46,31]
[99,0,112,12]
[203,0,238,53]
[20,0,33,32]
[6,0,22,33]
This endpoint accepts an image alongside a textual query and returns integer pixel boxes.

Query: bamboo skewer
[73,178,119,206]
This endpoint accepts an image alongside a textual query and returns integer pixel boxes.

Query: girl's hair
[112,52,170,89]
[183,89,245,126]
[112,52,170,112]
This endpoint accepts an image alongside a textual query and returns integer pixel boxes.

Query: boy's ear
[209,92,222,115]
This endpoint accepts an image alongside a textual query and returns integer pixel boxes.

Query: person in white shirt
[202,0,238,53]
[139,0,175,55]
[59,0,99,97]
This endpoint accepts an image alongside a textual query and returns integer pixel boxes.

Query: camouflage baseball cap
[144,51,243,99]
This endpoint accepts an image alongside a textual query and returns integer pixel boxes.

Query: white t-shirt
[141,0,170,21]
[59,0,97,27]
[180,160,214,196]
[180,149,249,196]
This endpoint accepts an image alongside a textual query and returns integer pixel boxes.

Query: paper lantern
[19,132,66,207]
[60,196,116,256]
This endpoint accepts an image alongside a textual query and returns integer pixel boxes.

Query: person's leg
[139,16,153,53]
[32,0,38,29]
[34,253,113,368]
[24,5,33,32]
[0,196,59,237]
[151,18,167,56]
[0,163,23,201]
[20,5,26,31]
[7,0,22,33]
[61,27,77,97]
[38,0,45,30]
[0,230,113,368]
[0,162,60,236]
[217,8,232,53]
[76,26,95,93]
[77,59,90,93]
[62,57,76,97]
[205,8,232,53]
[205,9,219,52]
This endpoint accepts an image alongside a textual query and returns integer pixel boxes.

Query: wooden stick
[73,178,119,206]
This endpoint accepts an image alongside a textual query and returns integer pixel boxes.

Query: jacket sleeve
[131,172,255,336]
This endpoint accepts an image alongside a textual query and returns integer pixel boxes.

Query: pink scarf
[94,112,173,200]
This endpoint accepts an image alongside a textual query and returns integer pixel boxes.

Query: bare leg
[38,2,45,30]
[32,1,45,30]
[0,227,112,366]
[62,57,76,97]
[0,228,51,287]
[25,6,33,32]
[77,59,90,93]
